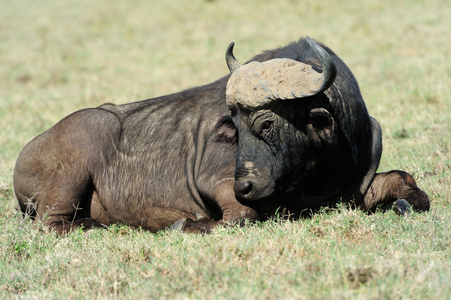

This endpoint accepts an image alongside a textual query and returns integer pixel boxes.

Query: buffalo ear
[307,108,337,147]
[215,115,237,144]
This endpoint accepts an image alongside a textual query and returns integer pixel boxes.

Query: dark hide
[228,39,429,218]
[14,37,429,234]
[14,79,257,234]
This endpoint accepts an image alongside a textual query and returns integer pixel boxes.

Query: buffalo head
[225,37,338,202]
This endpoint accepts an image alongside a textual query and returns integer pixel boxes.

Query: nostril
[234,181,253,197]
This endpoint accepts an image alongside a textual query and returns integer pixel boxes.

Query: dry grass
[1,0,450,298]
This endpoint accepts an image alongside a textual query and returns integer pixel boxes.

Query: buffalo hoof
[170,213,207,231]
[170,213,217,233]
[171,218,187,230]
[392,198,412,216]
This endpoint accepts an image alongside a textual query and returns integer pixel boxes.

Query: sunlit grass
[1,0,450,298]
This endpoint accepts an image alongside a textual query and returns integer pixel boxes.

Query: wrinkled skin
[14,79,258,234]
[14,37,430,234]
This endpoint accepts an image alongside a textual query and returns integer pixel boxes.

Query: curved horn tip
[305,36,314,43]
[227,41,235,51]
[305,36,337,93]
[305,36,322,53]
[225,41,241,73]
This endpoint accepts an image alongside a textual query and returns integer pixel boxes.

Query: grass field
[1,0,450,298]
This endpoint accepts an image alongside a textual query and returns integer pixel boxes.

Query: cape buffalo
[14,37,430,234]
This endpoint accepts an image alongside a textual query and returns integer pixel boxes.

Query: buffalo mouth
[234,191,274,212]
[234,187,297,219]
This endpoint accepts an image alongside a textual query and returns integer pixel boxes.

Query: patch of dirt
[346,266,375,288]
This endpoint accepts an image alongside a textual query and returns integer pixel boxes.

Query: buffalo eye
[260,120,274,136]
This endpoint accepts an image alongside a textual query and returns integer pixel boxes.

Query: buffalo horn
[304,36,337,95]
[226,42,241,73]
[225,37,337,108]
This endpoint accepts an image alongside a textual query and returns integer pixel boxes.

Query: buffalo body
[14,37,430,234]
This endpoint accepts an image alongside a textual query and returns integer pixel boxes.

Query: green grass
[1,0,450,298]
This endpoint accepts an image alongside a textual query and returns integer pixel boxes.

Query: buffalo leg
[362,170,430,214]
[14,140,104,235]
[172,179,259,233]
[27,173,103,235]
[14,108,121,234]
